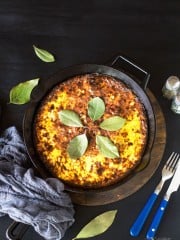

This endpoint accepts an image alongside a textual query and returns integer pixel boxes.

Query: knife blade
[146,158,180,239]
[164,160,180,200]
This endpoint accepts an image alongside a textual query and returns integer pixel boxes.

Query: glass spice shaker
[162,76,180,99]
[171,92,180,114]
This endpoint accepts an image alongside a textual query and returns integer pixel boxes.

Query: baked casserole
[34,74,148,188]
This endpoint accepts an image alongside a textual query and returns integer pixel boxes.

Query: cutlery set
[130,152,180,239]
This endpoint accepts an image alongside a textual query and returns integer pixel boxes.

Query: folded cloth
[0,126,75,240]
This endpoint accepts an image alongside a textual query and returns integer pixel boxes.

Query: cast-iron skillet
[22,54,156,204]
[6,54,156,240]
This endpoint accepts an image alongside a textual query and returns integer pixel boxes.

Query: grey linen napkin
[0,126,75,240]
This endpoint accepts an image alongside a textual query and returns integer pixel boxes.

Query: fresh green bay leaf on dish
[100,116,126,131]
[88,97,105,121]
[67,134,88,159]
[33,45,55,62]
[96,135,120,158]
[9,78,39,104]
[59,110,84,127]
[72,210,117,240]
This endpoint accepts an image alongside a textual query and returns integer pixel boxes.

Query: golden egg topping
[34,74,148,188]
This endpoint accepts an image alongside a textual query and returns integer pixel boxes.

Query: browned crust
[34,74,148,188]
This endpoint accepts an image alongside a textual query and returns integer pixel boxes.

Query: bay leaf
[100,116,126,131]
[88,97,105,121]
[72,210,117,240]
[67,134,88,159]
[9,78,39,104]
[96,135,119,158]
[59,110,84,127]
[33,45,55,62]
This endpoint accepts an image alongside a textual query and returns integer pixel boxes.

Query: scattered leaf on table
[9,78,39,104]
[88,97,105,121]
[72,210,117,240]
[33,45,55,62]
[59,110,84,127]
[100,116,126,131]
[67,134,88,159]
[96,135,119,158]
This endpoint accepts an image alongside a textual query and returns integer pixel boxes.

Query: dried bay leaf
[100,116,126,131]
[88,97,105,121]
[67,134,88,159]
[96,135,119,158]
[59,110,84,127]
[9,78,39,104]
[72,210,117,240]
[33,45,55,62]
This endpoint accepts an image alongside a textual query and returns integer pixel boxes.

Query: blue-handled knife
[146,160,180,239]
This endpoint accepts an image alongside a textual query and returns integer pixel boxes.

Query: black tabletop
[0,1,180,240]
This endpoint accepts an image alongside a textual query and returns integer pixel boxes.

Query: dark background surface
[0,1,180,240]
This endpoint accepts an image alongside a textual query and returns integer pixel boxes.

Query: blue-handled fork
[130,152,179,237]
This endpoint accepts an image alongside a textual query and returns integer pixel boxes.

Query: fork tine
[170,153,179,170]
[167,153,179,171]
[166,152,175,166]
[166,152,177,168]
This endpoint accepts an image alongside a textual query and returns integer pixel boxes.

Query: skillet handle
[107,54,150,90]
[6,221,29,240]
